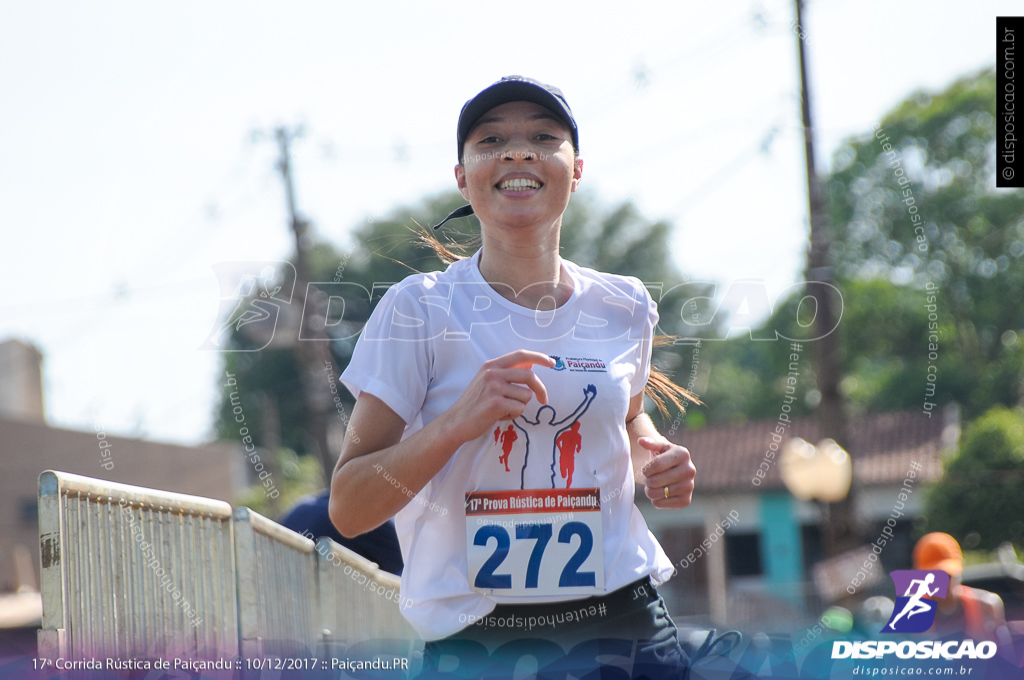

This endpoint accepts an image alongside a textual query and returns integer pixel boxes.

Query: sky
[0,0,1014,446]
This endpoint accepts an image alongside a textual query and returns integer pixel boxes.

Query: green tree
[824,67,1024,419]
[689,285,826,426]
[235,448,325,518]
[691,68,1024,427]
[925,406,1024,549]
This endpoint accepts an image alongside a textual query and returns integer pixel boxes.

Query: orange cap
[913,532,963,577]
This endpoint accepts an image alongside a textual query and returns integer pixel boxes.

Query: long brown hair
[414,227,701,420]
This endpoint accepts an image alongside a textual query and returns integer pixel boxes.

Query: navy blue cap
[457,75,579,161]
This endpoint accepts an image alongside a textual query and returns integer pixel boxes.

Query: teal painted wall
[760,493,804,606]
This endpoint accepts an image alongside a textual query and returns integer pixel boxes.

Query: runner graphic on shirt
[513,384,597,489]
[556,422,583,488]
[492,424,518,472]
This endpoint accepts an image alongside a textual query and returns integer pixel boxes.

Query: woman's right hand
[444,350,555,442]
[331,350,554,537]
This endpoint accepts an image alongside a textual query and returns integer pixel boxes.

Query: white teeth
[499,178,541,191]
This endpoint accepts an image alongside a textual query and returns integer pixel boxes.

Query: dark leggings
[419,577,689,679]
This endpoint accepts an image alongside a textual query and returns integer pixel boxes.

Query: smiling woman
[454,98,582,310]
[329,76,700,679]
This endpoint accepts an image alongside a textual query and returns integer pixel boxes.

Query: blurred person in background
[914,532,1010,646]
[279,489,403,575]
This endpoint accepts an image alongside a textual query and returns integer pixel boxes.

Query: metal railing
[315,537,416,654]
[37,470,238,660]
[37,470,417,662]
[233,507,317,657]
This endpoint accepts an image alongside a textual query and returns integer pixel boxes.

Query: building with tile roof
[0,338,246,633]
[636,407,958,629]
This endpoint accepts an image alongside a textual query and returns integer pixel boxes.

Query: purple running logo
[882,570,950,634]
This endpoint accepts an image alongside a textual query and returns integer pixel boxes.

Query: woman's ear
[455,163,470,200]
[571,157,584,192]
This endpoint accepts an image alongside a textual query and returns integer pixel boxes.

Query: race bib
[465,488,604,596]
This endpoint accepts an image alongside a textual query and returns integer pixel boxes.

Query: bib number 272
[474,521,595,589]
[465,489,604,597]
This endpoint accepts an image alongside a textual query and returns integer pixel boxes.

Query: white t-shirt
[341,251,675,640]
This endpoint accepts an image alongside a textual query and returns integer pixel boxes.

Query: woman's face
[455,100,582,234]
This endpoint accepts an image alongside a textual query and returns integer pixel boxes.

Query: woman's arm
[625,392,696,510]
[329,393,461,537]
[329,350,555,537]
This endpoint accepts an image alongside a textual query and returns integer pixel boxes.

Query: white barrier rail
[37,470,238,660]
[315,537,416,651]
[233,507,317,657]
[37,470,419,663]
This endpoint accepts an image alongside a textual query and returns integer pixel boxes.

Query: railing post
[37,471,67,661]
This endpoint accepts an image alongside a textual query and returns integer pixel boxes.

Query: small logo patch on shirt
[548,355,607,373]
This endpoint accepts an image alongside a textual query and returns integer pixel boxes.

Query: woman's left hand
[638,437,696,509]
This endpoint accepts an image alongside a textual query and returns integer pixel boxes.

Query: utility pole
[272,126,335,482]
[794,0,854,556]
